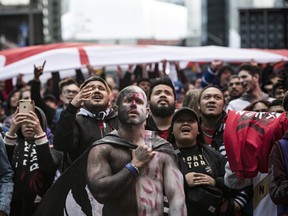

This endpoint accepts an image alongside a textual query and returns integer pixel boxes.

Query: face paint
[117,86,148,125]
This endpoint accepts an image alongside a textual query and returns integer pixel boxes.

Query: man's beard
[84,101,109,114]
[149,102,176,117]
[230,91,241,99]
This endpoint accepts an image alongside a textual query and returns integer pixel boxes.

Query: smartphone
[19,100,35,113]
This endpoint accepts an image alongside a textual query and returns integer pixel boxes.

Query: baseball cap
[171,107,199,126]
[80,76,111,94]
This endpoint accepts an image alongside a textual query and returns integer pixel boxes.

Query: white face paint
[118,86,148,125]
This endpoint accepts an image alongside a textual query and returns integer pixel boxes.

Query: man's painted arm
[86,145,134,203]
[163,154,187,216]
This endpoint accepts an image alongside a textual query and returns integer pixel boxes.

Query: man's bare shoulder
[88,144,124,164]
[90,143,116,153]
[89,143,131,156]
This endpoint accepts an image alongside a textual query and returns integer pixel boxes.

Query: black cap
[80,76,111,94]
[168,107,205,146]
[171,107,199,126]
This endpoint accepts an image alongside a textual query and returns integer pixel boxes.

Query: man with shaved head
[87,85,187,216]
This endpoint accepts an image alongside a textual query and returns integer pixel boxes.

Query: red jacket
[224,111,288,178]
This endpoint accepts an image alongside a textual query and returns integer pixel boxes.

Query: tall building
[239,7,288,48]
[191,0,280,47]
[0,0,43,47]
[43,0,62,43]
[185,0,201,46]
[0,0,62,48]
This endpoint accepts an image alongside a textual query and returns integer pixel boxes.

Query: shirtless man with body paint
[86,85,187,216]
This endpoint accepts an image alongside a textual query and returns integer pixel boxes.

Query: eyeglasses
[63,90,79,95]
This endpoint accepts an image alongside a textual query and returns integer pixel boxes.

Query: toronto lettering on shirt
[15,142,39,172]
[182,154,212,174]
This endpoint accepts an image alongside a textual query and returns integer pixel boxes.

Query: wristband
[125,163,139,176]
[34,132,46,140]
[130,163,140,173]
[5,132,17,140]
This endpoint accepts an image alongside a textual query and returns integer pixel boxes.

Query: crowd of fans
[0,59,288,216]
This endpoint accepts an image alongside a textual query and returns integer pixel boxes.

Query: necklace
[202,128,214,138]
[203,131,213,138]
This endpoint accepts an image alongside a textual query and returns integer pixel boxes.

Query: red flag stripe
[78,47,90,65]
[1,43,95,66]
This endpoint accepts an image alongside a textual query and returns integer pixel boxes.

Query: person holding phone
[3,106,62,216]
[18,99,35,113]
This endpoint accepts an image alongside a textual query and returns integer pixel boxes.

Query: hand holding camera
[9,109,30,136]
[8,100,43,137]
[19,99,35,113]
[23,111,44,136]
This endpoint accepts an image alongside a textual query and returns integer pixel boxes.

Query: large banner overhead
[0,43,287,81]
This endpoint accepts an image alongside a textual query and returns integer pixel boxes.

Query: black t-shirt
[179,145,212,176]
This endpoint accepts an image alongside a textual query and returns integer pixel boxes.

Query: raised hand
[127,64,134,73]
[25,111,44,136]
[70,84,93,108]
[87,64,97,77]
[9,108,28,135]
[34,60,46,81]
[116,66,123,78]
